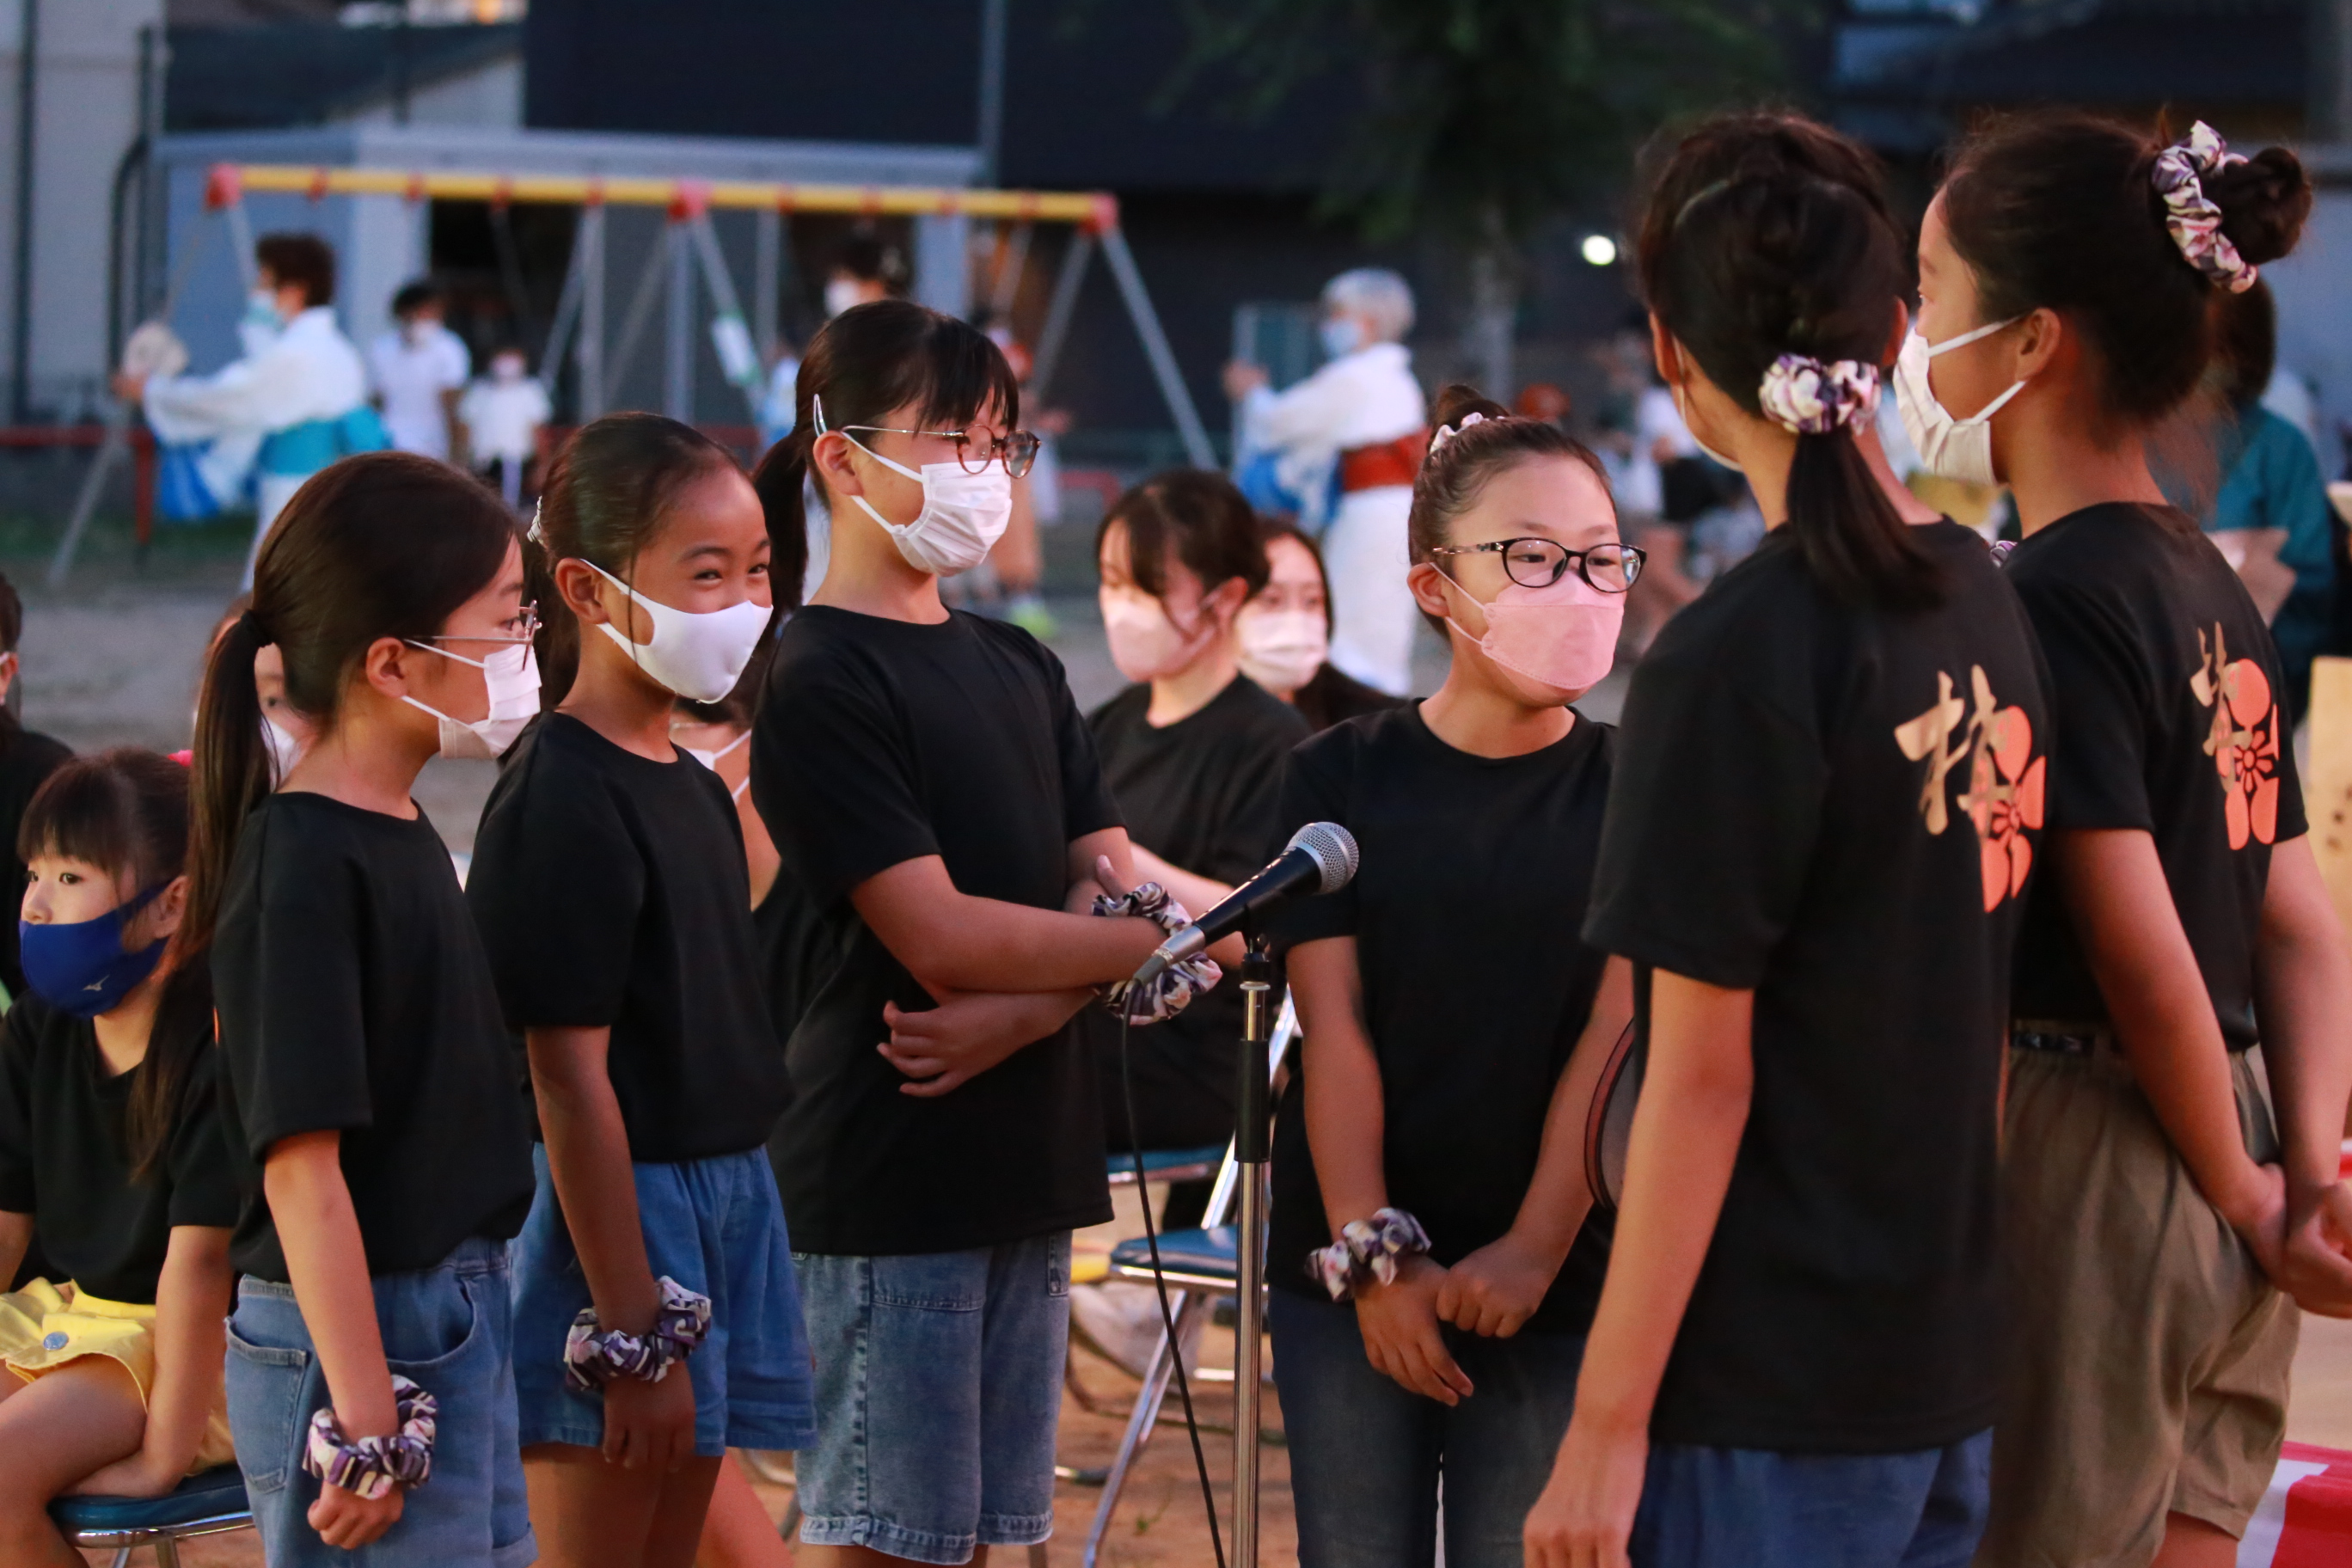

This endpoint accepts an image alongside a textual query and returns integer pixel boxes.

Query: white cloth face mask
[588,563,771,705]
[838,432,1014,577]
[1893,319,2027,487]
[261,715,304,783]
[1237,607,1327,695]
[677,728,750,800]
[401,640,541,760]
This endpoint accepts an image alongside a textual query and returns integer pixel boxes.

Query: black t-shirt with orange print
[2005,501,2306,1050]
[1586,520,2049,1454]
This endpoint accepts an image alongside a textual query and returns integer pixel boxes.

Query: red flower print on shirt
[2190,623,2280,849]
[1896,666,2046,912]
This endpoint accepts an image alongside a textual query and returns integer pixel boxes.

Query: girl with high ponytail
[1525,112,2051,1565]
[190,451,538,1567]
[1920,113,2352,1565]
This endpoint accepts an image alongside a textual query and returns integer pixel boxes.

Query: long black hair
[185,453,518,955]
[21,749,208,1181]
[1638,111,1938,611]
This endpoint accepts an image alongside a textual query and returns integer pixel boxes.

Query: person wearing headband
[1917,113,2352,1567]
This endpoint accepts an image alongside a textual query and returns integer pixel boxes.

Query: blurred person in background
[368,280,469,465]
[0,572,69,1004]
[1226,267,1429,695]
[1240,518,1405,733]
[459,346,551,511]
[787,233,916,603]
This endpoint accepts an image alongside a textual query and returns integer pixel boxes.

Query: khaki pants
[1975,1045,2296,1566]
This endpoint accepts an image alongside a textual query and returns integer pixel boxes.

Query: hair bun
[1429,383,1511,433]
[2204,144,2312,268]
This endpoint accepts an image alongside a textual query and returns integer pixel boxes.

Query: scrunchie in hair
[1427,410,1494,456]
[1757,355,1879,436]
[2152,121,2257,294]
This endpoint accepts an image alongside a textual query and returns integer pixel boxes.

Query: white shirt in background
[367,322,470,462]
[460,376,552,469]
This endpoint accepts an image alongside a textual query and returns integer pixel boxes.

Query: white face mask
[588,563,771,705]
[261,715,304,783]
[824,278,867,319]
[1893,319,2027,487]
[676,728,750,800]
[1320,315,1368,358]
[401,640,541,761]
[492,356,526,384]
[1236,606,1326,695]
[830,419,1014,577]
[1670,376,1743,472]
[1100,587,1216,684]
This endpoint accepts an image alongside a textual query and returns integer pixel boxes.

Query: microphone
[1129,821,1360,986]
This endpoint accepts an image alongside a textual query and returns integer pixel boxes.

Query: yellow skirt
[0,1278,236,1472]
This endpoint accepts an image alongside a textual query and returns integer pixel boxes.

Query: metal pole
[537,218,591,392]
[663,218,692,421]
[603,217,671,411]
[1096,224,1216,469]
[688,211,766,420]
[989,219,1032,322]
[976,0,1009,188]
[10,0,37,425]
[1029,228,1091,405]
[753,205,780,364]
[1231,936,1274,1568]
[576,203,605,420]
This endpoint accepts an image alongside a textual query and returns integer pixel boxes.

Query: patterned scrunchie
[302,1374,438,1501]
[1426,410,1493,456]
[1093,881,1222,1025]
[2152,121,2257,294]
[1308,1207,1433,1302]
[1757,354,1880,436]
[562,1275,714,1393]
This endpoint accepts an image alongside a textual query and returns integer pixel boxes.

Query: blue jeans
[792,1234,1070,1565]
[1632,1430,1993,1568]
[224,1237,534,1568]
[1269,1288,1586,1568]
[511,1144,816,1457]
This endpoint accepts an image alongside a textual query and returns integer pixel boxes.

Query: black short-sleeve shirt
[211,793,536,1282]
[1585,522,2049,1453]
[1267,704,1617,1336]
[751,606,1123,1255]
[1083,676,1308,1149]
[1293,663,1404,736]
[2005,503,2305,1048]
[468,714,789,1161]
[0,993,238,1304]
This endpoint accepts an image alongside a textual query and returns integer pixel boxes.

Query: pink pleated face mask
[1439,562,1622,699]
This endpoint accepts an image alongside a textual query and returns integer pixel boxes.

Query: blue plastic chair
[50,1465,252,1566]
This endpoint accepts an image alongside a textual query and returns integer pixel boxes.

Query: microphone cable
[1118,985,1228,1568]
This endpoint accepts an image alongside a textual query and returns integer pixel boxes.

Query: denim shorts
[1269,1288,1586,1568]
[511,1143,815,1458]
[224,1236,535,1568]
[1631,1429,1992,1568]
[793,1232,1071,1565]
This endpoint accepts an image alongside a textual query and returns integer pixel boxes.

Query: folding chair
[50,1465,252,1566]
[1080,995,1295,1568]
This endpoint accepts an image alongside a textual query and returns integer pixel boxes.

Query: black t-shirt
[1084,676,1308,1150]
[469,714,789,1162]
[1293,663,1404,735]
[212,793,536,1282]
[2006,504,2306,1048]
[0,993,238,1304]
[1267,704,1617,1336]
[1585,522,2048,1453]
[752,606,1123,1255]
[0,725,71,997]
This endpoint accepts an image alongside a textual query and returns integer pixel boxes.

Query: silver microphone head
[1285,821,1360,894]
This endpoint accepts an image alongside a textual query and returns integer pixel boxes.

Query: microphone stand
[1232,928,1273,1568]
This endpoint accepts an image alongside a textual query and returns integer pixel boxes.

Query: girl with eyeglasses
[1523,112,2049,1568]
[186,453,539,1565]
[1265,382,1637,1566]
[749,300,1179,1565]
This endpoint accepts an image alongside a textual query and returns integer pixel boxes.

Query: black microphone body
[1130,822,1359,985]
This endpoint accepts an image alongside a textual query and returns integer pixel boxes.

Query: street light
[1581,234,1618,267]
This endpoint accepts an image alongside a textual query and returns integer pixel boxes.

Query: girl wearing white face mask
[1239,519,1405,733]
[186,453,539,1567]
[751,300,1180,1568]
[462,414,813,1568]
[1920,116,2352,1568]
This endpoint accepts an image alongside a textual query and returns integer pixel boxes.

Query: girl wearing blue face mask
[0,750,240,1567]
[465,413,812,1568]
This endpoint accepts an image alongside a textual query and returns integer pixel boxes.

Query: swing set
[50,159,1215,586]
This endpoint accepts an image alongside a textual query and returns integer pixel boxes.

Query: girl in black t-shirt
[466,414,810,1568]
[1913,117,2352,1563]
[1269,384,1636,1566]
[1526,115,2050,1568]
[1238,519,1404,733]
[186,453,539,1566]
[0,750,237,1561]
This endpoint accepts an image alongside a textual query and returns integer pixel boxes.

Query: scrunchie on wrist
[302,1375,438,1500]
[1092,881,1222,1025]
[562,1276,714,1393]
[1308,1207,1433,1302]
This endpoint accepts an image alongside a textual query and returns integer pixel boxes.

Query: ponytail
[1785,425,1939,611]
[750,431,813,611]
[183,612,271,959]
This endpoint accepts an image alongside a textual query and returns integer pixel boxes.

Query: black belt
[2010,1023,2110,1057]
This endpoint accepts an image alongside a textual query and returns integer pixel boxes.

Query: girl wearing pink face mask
[1264,383,1638,1565]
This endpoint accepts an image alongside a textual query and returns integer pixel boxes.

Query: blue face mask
[20,885,168,1020]
[1320,315,1368,359]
